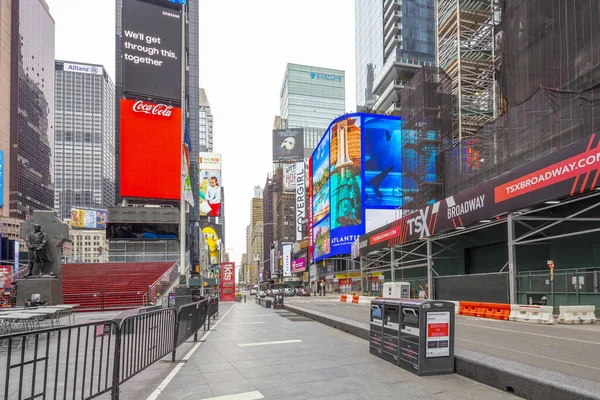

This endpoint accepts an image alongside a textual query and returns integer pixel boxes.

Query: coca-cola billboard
[120,99,181,199]
[121,0,182,101]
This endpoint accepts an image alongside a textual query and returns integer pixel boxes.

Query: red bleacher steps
[62,262,172,311]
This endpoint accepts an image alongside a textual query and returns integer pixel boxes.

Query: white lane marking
[222,322,265,326]
[457,322,600,345]
[236,314,273,317]
[457,338,600,372]
[238,339,302,347]
[146,305,236,400]
[201,390,264,400]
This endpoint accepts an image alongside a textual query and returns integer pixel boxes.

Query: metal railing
[1,298,218,400]
[147,260,181,304]
[517,267,600,314]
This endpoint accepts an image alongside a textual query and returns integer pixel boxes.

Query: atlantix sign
[359,134,600,254]
[119,99,181,200]
[121,0,182,101]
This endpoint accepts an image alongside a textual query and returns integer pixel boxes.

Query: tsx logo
[132,101,173,117]
[406,206,430,239]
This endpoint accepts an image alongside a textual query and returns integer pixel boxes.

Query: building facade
[0,0,13,234]
[68,228,108,263]
[9,0,55,221]
[199,88,214,152]
[54,61,115,220]
[355,0,436,114]
[279,63,345,157]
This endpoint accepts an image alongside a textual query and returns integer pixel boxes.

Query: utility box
[369,299,384,357]
[398,300,455,376]
[382,282,410,299]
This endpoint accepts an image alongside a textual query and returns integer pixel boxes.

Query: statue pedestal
[17,278,63,306]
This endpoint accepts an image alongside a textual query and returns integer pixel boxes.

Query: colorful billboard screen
[70,208,108,230]
[329,117,362,254]
[363,116,402,207]
[198,153,222,217]
[273,128,304,162]
[202,222,222,265]
[283,164,296,193]
[312,130,330,225]
[119,99,181,200]
[121,0,182,101]
[292,257,307,273]
[309,113,403,262]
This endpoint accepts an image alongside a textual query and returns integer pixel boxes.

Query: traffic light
[194,265,200,273]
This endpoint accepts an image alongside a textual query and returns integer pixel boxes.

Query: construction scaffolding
[401,67,453,210]
[497,0,600,107]
[437,0,498,142]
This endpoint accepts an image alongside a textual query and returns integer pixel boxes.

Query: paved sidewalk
[130,300,517,400]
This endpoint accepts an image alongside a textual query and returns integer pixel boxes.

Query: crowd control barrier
[509,304,554,324]
[1,299,211,400]
[558,305,597,324]
[369,299,455,376]
[273,294,284,310]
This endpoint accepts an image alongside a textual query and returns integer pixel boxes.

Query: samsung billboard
[121,0,182,101]
[310,113,405,262]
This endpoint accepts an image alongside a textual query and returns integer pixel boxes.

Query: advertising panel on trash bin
[426,311,450,358]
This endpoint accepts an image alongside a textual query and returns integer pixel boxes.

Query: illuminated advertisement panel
[329,116,362,255]
[309,113,403,262]
[70,208,108,230]
[199,152,222,217]
[119,99,181,199]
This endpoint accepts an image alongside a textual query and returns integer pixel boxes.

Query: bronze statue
[25,224,50,277]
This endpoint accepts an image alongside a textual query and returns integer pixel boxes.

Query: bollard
[244,295,247,303]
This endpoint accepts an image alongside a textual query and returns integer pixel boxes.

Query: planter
[235,296,242,302]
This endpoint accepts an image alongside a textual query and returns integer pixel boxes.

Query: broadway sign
[359,134,600,255]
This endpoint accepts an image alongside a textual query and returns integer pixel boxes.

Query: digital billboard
[202,222,222,265]
[119,99,181,199]
[329,117,362,254]
[292,257,307,273]
[273,128,304,162]
[312,130,330,225]
[121,0,182,101]
[199,153,222,217]
[309,113,403,262]
[70,208,108,230]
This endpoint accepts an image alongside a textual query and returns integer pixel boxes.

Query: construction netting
[497,0,600,107]
[443,85,600,195]
[400,67,453,210]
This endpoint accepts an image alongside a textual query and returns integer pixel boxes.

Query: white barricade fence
[358,296,376,305]
[558,305,597,325]
[346,296,354,303]
[509,304,555,325]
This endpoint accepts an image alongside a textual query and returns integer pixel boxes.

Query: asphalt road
[285,296,600,382]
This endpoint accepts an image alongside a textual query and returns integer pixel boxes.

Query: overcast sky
[46,0,356,267]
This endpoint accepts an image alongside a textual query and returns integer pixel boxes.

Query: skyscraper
[199,88,214,152]
[355,0,436,114]
[7,0,55,221]
[279,63,345,158]
[54,61,115,220]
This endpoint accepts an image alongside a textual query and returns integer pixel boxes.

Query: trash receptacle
[273,294,284,309]
[382,300,402,365]
[369,298,384,357]
[398,300,455,376]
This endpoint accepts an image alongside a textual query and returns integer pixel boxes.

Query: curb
[284,303,600,400]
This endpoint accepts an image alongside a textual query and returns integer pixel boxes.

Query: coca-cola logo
[132,101,174,117]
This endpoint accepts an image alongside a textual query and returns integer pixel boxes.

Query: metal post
[359,256,364,294]
[507,212,516,304]
[427,238,434,300]
[178,2,187,281]
[390,247,395,283]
